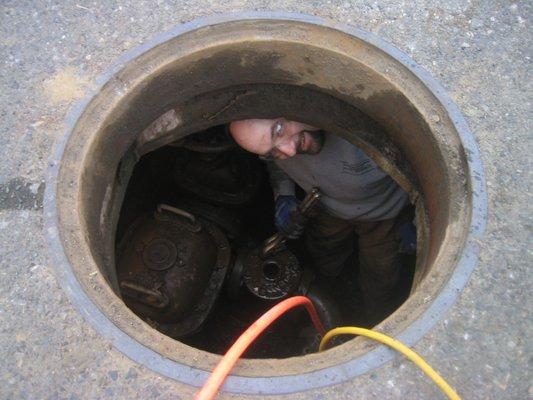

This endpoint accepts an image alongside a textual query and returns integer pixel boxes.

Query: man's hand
[274,195,305,239]
[398,221,417,254]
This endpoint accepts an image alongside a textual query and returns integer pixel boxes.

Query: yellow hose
[319,327,461,400]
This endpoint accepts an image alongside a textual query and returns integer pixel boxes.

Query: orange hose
[195,296,326,400]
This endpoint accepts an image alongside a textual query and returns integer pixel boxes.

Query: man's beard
[297,130,325,155]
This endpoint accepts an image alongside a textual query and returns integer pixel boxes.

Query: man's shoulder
[323,133,370,159]
[323,132,361,150]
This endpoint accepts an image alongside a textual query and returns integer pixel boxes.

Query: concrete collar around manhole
[44,12,487,395]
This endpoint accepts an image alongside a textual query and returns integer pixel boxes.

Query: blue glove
[398,221,417,254]
[274,195,303,239]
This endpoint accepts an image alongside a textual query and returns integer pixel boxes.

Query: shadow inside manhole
[115,124,416,358]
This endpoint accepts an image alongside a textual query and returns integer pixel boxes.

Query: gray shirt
[268,133,408,221]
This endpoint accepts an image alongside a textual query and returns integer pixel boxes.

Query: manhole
[44,13,487,395]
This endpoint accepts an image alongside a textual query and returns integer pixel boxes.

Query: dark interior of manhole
[115,124,416,359]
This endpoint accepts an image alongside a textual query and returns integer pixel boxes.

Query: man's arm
[266,161,295,199]
[266,162,305,239]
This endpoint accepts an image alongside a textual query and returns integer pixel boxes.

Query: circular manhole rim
[43,12,487,395]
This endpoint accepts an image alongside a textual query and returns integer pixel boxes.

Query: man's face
[229,118,325,160]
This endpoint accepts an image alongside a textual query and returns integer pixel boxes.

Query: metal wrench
[262,187,321,256]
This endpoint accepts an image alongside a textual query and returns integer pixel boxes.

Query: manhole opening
[48,16,480,387]
[115,122,417,358]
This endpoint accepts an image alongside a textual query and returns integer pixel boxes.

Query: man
[229,118,414,323]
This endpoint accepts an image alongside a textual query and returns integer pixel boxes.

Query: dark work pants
[305,208,403,320]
